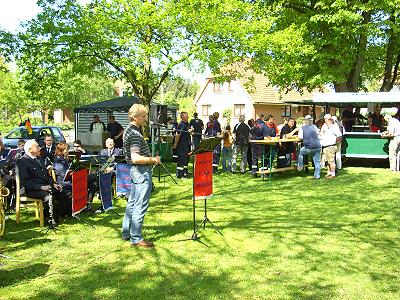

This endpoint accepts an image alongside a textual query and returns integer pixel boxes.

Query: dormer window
[213,82,221,92]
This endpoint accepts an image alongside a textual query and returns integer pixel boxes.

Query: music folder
[68,151,81,162]
[191,136,223,155]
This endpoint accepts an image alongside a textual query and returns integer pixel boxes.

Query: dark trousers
[212,144,221,172]
[251,143,275,174]
[192,136,202,150]
[176,151,189,177]
[247,144,253,171]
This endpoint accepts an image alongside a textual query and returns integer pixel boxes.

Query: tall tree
[248,1,400,92]
[14,0,249,107]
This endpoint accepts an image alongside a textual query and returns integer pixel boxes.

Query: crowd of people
[172,108,400,180]
[0,115,128,228]
[2,105,400,249]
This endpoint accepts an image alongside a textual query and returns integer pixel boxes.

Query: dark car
[2,126,66,148]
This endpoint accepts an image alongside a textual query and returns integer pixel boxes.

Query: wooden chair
[15,168,45,227]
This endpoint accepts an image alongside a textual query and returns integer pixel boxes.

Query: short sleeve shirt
[387,118,400,136]
[177,121,190,147]
[189,118,204,134]
[123,124,151,164]
[107,122,124,138]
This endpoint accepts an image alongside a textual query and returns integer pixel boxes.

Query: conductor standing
[122,104,160,248]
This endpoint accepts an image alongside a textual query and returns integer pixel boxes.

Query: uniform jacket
[40,144,56,163]
[17,154,53,192]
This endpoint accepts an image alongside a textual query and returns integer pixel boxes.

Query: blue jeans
[298,147,321,179]
[122,166,152,243]
[221,147,233,172]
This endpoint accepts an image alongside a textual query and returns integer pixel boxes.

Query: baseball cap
[324,114,333,119]
[304,115,312,120]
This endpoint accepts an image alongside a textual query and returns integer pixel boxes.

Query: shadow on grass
[0,263,50,288]
[31,249,238,299]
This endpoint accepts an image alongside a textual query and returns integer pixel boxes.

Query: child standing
[221,125,233,172]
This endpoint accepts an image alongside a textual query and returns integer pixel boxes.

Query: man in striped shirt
[122,104,160,248]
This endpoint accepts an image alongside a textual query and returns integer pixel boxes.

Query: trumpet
[0,185,9,197]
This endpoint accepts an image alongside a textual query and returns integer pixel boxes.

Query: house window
[228,81,233,92]
[202,105,211,116]
[213,82,221,92]
[282,106,291,117]
[234,104,245,117]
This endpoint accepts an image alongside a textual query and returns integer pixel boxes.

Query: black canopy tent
[74,96,141,139]
[74,95,141,114]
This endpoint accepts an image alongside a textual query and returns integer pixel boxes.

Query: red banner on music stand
[72,169,88,215]
[193,152,213,200]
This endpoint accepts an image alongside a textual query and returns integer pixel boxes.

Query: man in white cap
[382,114,400,171]
[297,115,322,179]
[320,114,342,179]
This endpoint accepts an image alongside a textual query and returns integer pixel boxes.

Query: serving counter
[342,132,389,159]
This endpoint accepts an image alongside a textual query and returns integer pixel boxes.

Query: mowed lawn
[1,166,399,300]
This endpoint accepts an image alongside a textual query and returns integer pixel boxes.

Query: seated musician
[95,138,122,214]
[53,142,99,210]
[53,142,73,193]
[0,139,12,210]
[100,138,123,157]
[15,139,26,159]
[0,139,10,160]
[72,140,88,155]
[40,134,56,163]
[17,140,71,225]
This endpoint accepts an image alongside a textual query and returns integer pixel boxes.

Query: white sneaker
[105,207,114,213]
[95,209,103,214]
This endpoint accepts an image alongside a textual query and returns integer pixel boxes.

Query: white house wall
[196,80,254,128]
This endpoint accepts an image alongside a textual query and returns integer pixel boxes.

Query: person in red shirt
[265,115,279,136]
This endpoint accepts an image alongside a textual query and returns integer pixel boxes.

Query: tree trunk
[333,83,354,92]
[380,14,399,92]
[345,11,371,92]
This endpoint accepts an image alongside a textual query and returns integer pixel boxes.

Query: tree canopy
[246,0,400,92]
[13,0,249,107]
[3,0,399,107]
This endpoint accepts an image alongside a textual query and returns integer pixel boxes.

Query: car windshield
[5,127,40,139]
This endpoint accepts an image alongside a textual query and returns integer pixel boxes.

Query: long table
[250,137,300,180]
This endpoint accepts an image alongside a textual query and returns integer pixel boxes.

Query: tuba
[0,185,10,198]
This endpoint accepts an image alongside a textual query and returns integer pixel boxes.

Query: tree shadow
[0,263,50,288]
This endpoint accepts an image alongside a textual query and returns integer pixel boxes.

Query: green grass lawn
[1,166,399,300]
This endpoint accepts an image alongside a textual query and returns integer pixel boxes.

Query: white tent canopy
[312,92,400,104]
[285,92,400,108]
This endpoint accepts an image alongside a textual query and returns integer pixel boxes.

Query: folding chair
[15,168,44,227]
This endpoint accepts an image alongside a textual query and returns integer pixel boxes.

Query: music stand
[67,162,95,227]
[183,136,223,244]
[68,151,81,163]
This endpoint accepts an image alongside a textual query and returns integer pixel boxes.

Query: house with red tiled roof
[194,67,329,128]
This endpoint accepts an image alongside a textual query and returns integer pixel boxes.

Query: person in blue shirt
[250,114,269,177]
[211,112,222,173]
[189,112,204,150]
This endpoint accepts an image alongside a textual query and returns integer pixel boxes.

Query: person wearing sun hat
[320,114,342,179]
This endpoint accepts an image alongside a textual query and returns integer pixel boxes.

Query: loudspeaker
[151,104,168,125]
